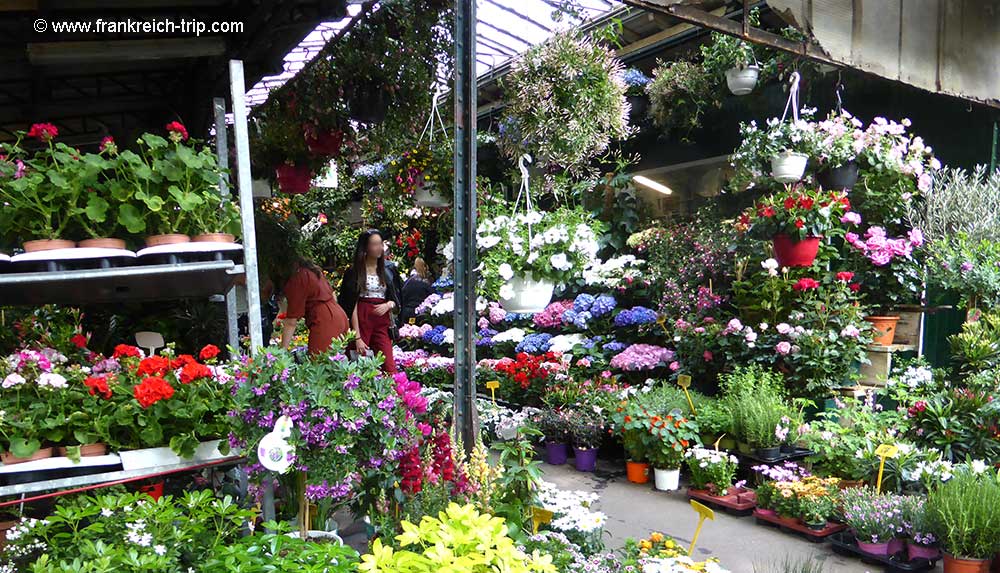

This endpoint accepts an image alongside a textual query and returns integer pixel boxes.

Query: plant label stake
[688,500,715,554]
[713,433,726,451]
[486,380,500,404]
[677,375,696,415]
[874,444,899,492]
[531,506,554,534]
[408,318,416,325]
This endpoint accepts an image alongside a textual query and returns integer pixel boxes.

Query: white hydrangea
[493,328,527,344]
[548,334,585,354]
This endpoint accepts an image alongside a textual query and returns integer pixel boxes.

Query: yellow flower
[650,532,664,543]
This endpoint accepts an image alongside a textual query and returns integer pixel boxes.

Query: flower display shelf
[752,509,847,543]
[829,532,939,573]
[118,440,228,471]
[687,487,757,517]
[0,261,244,306]
[136,242,243,266]
[4,247,137,274]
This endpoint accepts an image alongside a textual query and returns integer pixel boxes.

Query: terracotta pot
[865,316,900,346]
[23,239,75,252]
[192,233,236,243]
[1,446,54,465]
[57,443,108,457]
[943,555,991,573]
[772,234,821,268]
[275,164,313,195]
[145,234,190,248]
[626,461,650,484]
[839,479,866,490]
[78,238,127,250]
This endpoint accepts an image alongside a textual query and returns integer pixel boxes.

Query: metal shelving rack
[0,60,263,503]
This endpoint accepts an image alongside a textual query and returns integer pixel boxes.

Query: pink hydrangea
[610,344,676,371]
[487,302,507,324]
[533,300,574,329]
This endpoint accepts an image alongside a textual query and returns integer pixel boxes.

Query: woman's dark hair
[353,228,386,291]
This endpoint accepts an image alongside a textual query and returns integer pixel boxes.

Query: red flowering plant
[736,186,851,242]
[394,228,424,264]
[492,351,565,406]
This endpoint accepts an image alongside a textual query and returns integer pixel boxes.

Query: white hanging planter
[413,176,450,208]
[500,273,554,314]
[771,151,809,183]
[725,65,759,95]
[653,467,680,491]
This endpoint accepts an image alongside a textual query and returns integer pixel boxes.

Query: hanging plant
[646,60,720,142]
[499,31,632,172]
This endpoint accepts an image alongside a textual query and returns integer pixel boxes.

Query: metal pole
[229,60,264,354]
[453,0,478,455]
[214,97,240,352]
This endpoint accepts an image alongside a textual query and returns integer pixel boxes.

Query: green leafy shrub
[927,469,1000,560]
[646,60,720,141]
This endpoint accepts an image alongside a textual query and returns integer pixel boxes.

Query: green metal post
[990,120,997,173]
[453,0,479,455]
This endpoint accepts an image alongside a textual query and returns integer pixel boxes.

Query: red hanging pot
[275,165,312,195]
[772,234,821,268]
[305,129,344,157]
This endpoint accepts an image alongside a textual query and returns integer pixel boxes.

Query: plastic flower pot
[574,447,598,472]
[817,160,859,190]
[865,316,900,346]
[653,468,680,491]
[500,274,554,314]
[139,481,165,501]
[725,65,760,95]
[275,164,313,195]
[304,129,344,157]
[627,95,648,123]
[626,461,650,484]
[78,238,126,250]
[770,151,809,183]
[889,538,906,556]
[1,446,54,465]
[545,442,568,465]
[412,177,450,208]
[943,555,991,573]
[907,542,941,561]
[780,444,797,454]
[772,234,821,268]
[755,446,782,460]
[857,540,891,557]
[736,442,752,454]
[144,234,191,248]
[22,239,75,252]
[806,521,827,532]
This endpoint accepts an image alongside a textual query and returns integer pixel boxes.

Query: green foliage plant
[646,60,719,141]
[927,469,1000,560]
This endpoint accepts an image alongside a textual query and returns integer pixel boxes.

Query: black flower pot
[780,444,797,454]
[627,95,649,124]
[817,161,859,190]
[807,521,827,532]
[755,446,782,460]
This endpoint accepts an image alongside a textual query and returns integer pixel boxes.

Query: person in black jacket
[398,257,435,324]
[337,229,401,372]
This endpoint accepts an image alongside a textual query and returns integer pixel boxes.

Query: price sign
[688,500,715,553]
[408,318,416,325]
[486,380,500,403]
[531,507,554,534]
[875,444,899,492]
[677,375,696,415]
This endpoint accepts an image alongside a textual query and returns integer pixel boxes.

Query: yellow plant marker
[689,500,715,554]
[677,375,696,415]
[408,318,416,325]
[531,507,554,534]
[713,433,726,452]
[874,444,899,492]
[486,380,500,404]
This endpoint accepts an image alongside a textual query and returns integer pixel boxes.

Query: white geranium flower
[2,374,25,389]
[527,251,539,264]
[479,235,501,249]
[970,459,988,474]
[498,263,514,281]
[38,373,67,389]
[550,253,572,271]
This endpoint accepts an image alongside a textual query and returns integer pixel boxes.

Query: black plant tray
[136,250,243,266]
[736,447,813,465]
[829,532,939,572]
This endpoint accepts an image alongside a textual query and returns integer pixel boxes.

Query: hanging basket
[817,160,860,190]
[275,164,312,195]
[725,65,760,95]
[413,177,450,208]
[305,129,344,157]
[500,273,554,314]
[772,234,821,268]
[771,151,809,183]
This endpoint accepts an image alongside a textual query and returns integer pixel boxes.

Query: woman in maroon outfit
[338,229,400,372]
[280,258,350,355]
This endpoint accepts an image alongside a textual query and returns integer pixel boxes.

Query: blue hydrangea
[516,333,553,354]
[433,277,454,292]
[422,325,448,345]
[581,337,597,350]
[477,328,498,347]
[613,306,659,327]
[573,293,596,313]
[602,340,627,353]
[590,294,617,318]
[561,309,593,330]
[504,312,532,323]
[623,68,651,88]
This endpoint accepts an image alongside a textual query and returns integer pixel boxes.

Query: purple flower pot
[889,538,906,556]
[907,542,941,561]
[574,447,598,472]
[545,442,568,465]
[857,540,891,557]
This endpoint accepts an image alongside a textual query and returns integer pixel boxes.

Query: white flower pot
[771,151,809,183]
[500,274,554,314]
[725,65,759,95]
[413,178,450,208]
[654,467,680,491]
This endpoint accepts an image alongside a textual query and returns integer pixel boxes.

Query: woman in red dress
[280,258,350,355]
[338,229,400,372]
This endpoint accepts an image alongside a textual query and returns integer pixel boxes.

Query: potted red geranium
[737,186,852,268]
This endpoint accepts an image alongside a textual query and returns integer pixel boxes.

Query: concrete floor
[542,462,943,573]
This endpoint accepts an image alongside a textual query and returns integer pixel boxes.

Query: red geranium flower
[794,219,805,229]
[849,283,861,292]
[799,197,815,210]
[783,197,797,210]
[113,344,142,359]
[27,123,58,142]
[99,136,116,153]
[84,376,112,400]
[170,354,198,370]
[71,333,89,349]
[199,344,220,361]
[792,278,821,291]
[134,376,175,408]
[180,362,212,384]
[836,271,855,283]
[137,355,171,377]
[165,121,189,142]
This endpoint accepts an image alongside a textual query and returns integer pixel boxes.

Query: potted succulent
[532,408,571,465]
[648,413,699,491]
[477,207,604,313]
[736,186,851,268]
[927,469,1000,573]
[568,407,605,473]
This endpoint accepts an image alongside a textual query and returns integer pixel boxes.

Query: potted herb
[736,186,851,268]
[693,399,731,449]
[568,407,605,472]
[743,400,786,460]
[927,469,1000,573]
[646,60,720,142]
[684,446,739,496]
[648,412,699,491]
[532,408,571,465]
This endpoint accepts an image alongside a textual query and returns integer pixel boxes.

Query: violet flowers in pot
[567,406,605,473]
[532,408,571,465]
[840,488,907,557]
